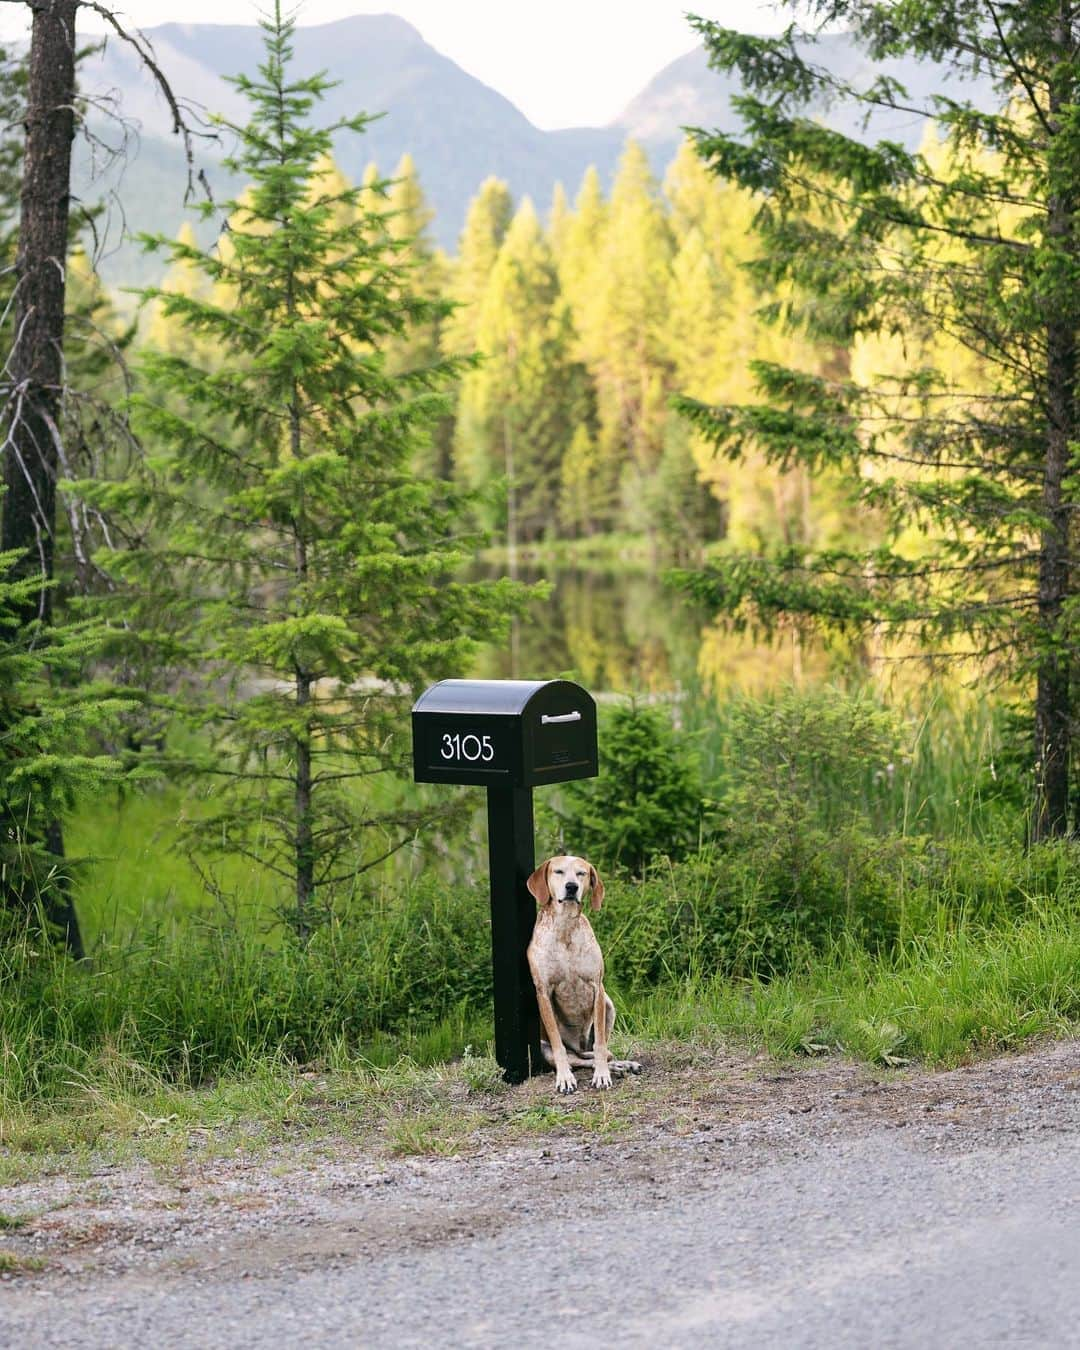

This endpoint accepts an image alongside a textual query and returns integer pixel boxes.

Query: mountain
[617,31,990,157]
[71,16,988,292]
[77,14,626,289]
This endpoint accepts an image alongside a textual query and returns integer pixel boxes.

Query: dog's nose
[564,880,578,896]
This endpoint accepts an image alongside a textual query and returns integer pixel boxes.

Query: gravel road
[4,1039,1080,1348]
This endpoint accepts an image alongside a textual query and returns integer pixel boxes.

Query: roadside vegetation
[5,684,1080,1160]
[4,0,1080,1170]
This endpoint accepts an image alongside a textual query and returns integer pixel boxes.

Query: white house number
[440,732,494,763]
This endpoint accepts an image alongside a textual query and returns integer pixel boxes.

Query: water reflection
[468,564,831,695]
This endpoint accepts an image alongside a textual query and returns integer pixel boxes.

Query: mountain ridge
[67,14,986,289]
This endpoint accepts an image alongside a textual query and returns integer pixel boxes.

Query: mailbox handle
[541,711,582,725]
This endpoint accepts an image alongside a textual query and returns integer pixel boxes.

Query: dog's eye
[554,869,564,875]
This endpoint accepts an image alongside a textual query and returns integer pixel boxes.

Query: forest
[3,0,1080,1153]
[95,137,816,559]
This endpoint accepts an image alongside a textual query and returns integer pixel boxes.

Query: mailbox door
[412,711,524,786]
[522,682,598,787]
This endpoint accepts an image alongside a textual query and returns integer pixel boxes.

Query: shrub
[712,686,902,839]
[557,699,706,874]
[595,832,919,989]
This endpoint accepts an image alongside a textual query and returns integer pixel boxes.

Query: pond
[466,563,834,696]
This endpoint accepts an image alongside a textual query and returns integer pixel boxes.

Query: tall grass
[3,684,1073,1120]
[5,832,1080,1112]
[626,907,1080,1065]
[682,681,1020,841]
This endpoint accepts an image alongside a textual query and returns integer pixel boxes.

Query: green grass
[4,685,1076,1166]
[2,905,1077,1179]
[623,907,1080,1065]
[67,787,280,946]
[0,1250,46,1274]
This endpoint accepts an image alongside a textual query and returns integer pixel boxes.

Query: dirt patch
[3,1037,1079,1289]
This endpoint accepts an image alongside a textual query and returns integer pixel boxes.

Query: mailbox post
[412,679,598,1081]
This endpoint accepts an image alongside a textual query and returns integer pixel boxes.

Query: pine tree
[560,423,600,537]
[144,222,217,361]
[0,549,133,944]
[78,6,524,932]
[561,146,674,528]
[546,181,571,262]
[442,176,514,359]
[381,154,453,477]
[455,199,593,541]
[556,166,607,335]
[674,2,1080,838]
[662,141,850,563]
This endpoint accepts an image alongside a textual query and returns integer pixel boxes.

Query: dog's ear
[527,860,552,906]
[588,863,604,911]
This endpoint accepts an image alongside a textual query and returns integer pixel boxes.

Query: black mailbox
[412,679,597,788]
[411,677,600,1083]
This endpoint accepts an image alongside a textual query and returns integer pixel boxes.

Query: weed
[0,1250,45,1274]
[387,1114,471,1157]
[459,1048,505,1095]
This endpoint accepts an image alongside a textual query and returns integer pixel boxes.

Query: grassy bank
[1,900,1078,1178]
[3,684,1076,1155]
[4,839,1079,1106]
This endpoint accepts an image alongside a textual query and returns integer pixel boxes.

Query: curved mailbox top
[412,678,598,788]
[412,679,553,717]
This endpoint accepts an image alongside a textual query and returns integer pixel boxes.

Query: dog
[526,855,641,1094]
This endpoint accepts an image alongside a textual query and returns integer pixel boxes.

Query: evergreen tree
[559,423,600,537]
[561,146,673,528]
[556,165,607,336]
[78,6,523,932]
[382,154,453,476]
[557,700,705,875]
[144,223,215,360]
[456,199,593,541]
[386,153,433,249]
[674,1,1080,838]
[547,181,572,262]
[596,142,674,473]
[663,143,850,562]
[0,548,133,945]
[442,176,513,359]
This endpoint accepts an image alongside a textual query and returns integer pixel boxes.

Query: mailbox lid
[521,680,597,786]
[412,679,549,718]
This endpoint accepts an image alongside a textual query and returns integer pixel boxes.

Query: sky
[0,0,793,129]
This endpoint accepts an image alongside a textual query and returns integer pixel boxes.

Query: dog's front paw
[590,1066,612,1090]
[555,1070,578,1095]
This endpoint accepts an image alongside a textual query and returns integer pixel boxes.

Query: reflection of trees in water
[696,620,834,695]
[469,564,870,695]
[468,564,921,695]
[470,567,707,692]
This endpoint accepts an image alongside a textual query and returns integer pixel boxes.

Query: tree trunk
[2,0,76,617]
[295,665,314,938]
[2,0,83,955]
[290,363,313,934]
[1033,6,1076,842]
